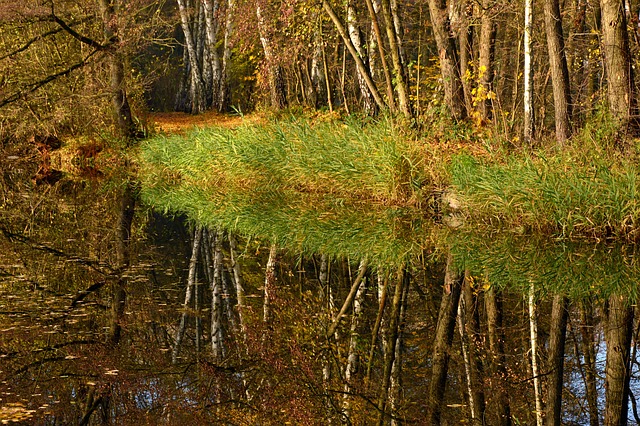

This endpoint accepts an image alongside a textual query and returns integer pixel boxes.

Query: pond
[1,126,639,425]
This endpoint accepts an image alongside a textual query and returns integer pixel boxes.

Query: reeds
[450,150,640,239]
[137,118,431,264]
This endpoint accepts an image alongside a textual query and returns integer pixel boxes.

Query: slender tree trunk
[485,285,512,426]
[478,0,496,121]
[342,274,367,419]
[600,0,634,125]
[172,226,202,363]
[263,244,278,323]
[376,266,407,426]
[327,259,368,338]
[389,275,409,426]
[524,0,535,143]
[543,0,573,144]
[347,0,378,115]
[319,254,337,424]
[426,0,467,120]
[545,294,569,426]
[177,0,207,113]
[218,0,234,111]
[366,272,389,382]
[203,0,223,109]
[379,0,412,117]
[529,284,543,426]
[310,22,328,108]
[604,294,634,426]
[427,254,464,425]
[322,0,386,111]
[459,274,485,425]
[364,0,396,111]
[229,234,247,345]
[579,299,600,426]
[257,5,287,109]
[453,0,474,116]
[210,229,225,360]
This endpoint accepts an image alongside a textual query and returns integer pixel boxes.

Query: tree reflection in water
[1,175,639,425]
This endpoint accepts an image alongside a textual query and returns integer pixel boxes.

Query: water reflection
[1,182,639,425]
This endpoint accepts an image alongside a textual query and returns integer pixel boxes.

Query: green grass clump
[450,150,640,239]
[137,118,431,264]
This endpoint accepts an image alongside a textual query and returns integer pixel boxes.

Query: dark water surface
[1,163,638,425]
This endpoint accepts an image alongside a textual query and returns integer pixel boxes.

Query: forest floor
[147,111,263,134]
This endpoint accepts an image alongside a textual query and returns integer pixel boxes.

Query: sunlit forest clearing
[3,0,640,423]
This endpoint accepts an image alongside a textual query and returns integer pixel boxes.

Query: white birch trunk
[172,226,202,364]
[203,0,222,106]
[263,244,278,323]
[342,277,367,418]
[529,283,543,426]
[319,254,336,423]
[523,0,534,143]
[177,0,206,113]
[458,290,476,421]
[229,234,247,344]
[211,230,225,360]
[347,0,377,115]
[389,274,408,426]
[219,0,235,110]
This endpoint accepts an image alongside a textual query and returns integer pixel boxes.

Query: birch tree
[545,295,569,426]
[529,284,543,426]
[523,0,534,143]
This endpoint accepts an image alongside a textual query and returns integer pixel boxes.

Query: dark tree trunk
[600,0,634,125]
[109,181,136,345]
[478,0,496,121]
[545,294,569,426]
[604,294,634,426]
[426,0,466,120]
[98,0,135,139]
[543,0,573,144]
[579,300,600,426]
[427,254,464,425]
[461,275,486,425]
[485,285,512,426]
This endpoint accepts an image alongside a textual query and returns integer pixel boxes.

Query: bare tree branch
[0,48,100,109]
[0,16,94,61]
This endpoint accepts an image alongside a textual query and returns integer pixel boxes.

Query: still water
[0,159,638,425]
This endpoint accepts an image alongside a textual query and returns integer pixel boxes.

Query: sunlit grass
[139,112,640,266]
[138,118,433,264]
[450,149,640,239]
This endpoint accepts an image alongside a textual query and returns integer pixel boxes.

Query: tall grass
[450,150,640,239]
[137,118,431,264]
